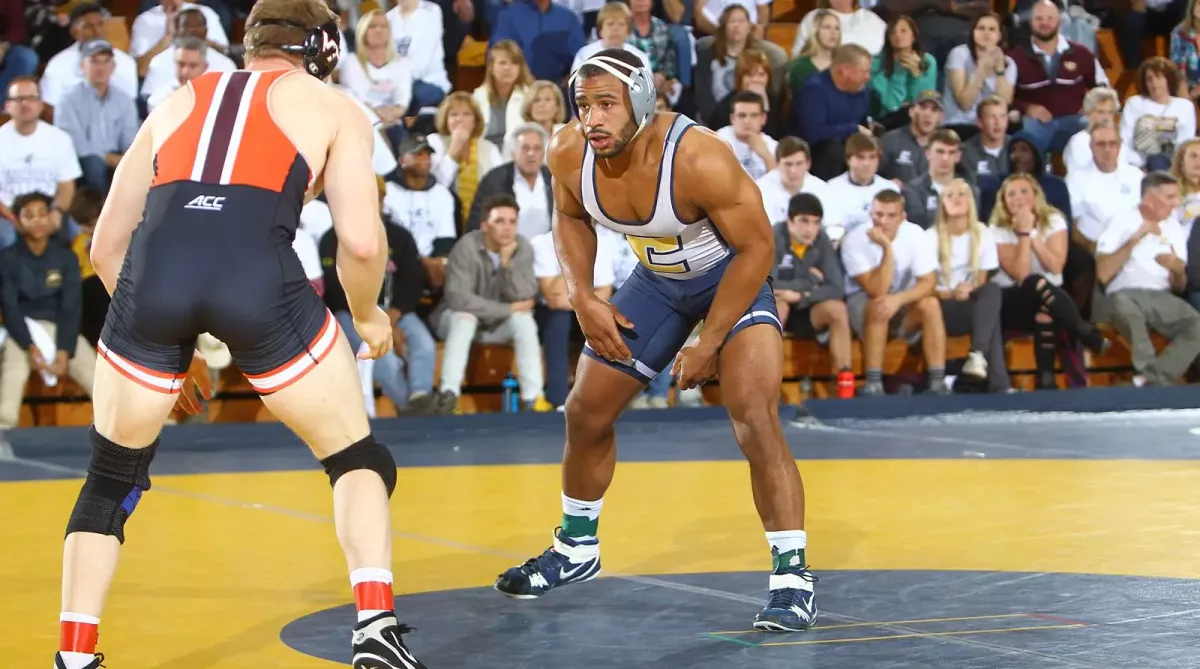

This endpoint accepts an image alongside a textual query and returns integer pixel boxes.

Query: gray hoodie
[431,230,539,330]
[771,222,845,308]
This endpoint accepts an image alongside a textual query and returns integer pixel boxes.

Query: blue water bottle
[501,373,519,413]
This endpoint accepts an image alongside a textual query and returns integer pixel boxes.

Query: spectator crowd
[0,0,1199,429]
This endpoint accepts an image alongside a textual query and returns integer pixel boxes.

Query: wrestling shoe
[494,527,601,599]
[753,553,818,632]
[351,612,427,669]
[54,652,105,669]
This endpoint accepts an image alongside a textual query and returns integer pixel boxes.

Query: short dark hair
[873,189,905,207]
[731,90,765,112]
[1141,170,1179,198]
[776,136,811,161]
[69,2,103,25]
[69,186,105,226]
[12,191,54,219]
[575,48,645,81]
[481,194,519,220]
[787,193,823,220]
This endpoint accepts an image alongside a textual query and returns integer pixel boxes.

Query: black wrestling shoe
[54,652,105,668]
[352,612,428,668]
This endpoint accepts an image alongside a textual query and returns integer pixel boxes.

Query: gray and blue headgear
[568,55,658,140]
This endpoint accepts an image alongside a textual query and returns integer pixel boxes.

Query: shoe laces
[767,569,818,610]
[516,545,565,576]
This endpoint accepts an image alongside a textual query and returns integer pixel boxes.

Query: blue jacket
[490,1,586,82]
[790,69,870,144]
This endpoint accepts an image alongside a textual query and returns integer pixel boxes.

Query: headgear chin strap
[250,18,342,80]
[568,55,658,141]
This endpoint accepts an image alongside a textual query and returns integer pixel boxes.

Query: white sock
[766,530,808,568]
[561,493,603,543]
[350,567,394,623]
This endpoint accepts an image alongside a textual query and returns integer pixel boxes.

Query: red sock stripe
[353,580,394,611]
[60,621,99,653]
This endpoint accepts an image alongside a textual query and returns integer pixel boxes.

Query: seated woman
[1171,138,1200,309]
[942,13,1016,138]
[695,4,786,124]
[790,0,886,57]
[989,174,1110,390]
[926,179,1010,392]
[787,9,840,92]
[708,49,784,137]
[1119,57,1196,172]
[504,80,567,157]
[1169,6,1200,106]
[472,39,534,154]
[332,10,413,149]
[428,92,505,232]
[869,15,937,128]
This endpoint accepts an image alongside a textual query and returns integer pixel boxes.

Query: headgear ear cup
[568,55,657,136]
[250,18,341,80]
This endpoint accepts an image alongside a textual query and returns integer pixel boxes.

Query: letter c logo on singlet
[185,195,226,211]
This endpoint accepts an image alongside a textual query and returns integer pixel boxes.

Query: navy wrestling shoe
[54,652,105,669]
[494,527,601,599]
[352,612,428,669]
[753,553,818,632]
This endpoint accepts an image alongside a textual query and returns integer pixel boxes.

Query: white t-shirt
[129,3,229,58]
[941,44,1018,126]
[530,230,616,288]
[1176,191,1200,240]
[1067,163,1145,242]
[716,126,777,181]
[1095,210,1189,294]
[791,8,887,57]
[825,173,901,236]
[292,232,323,281]
[382,181,457,257]
[703,0,772,26]
[596,226,641,288]
[755,169,833,226]
[0,122,83,207]
[924,224,999,290]
[1062,129,1129,176]
[989,213,1069,287]
[338,56,414,110]
[840,220,938,296]
[142,45,236,102]
[386,2,452,94]
[1119,95,1197,168]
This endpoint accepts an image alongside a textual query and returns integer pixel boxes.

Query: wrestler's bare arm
[676,127,776,348]
[548,125,599,307]
[323,90,389,318]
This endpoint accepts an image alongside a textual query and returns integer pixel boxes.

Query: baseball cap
[914,90,943,109]
[398,134,434,155]
[81,39,114,59]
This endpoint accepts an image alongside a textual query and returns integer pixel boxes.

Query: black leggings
[1000,275,1104,388]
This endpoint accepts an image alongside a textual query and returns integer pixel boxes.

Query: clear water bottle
[501,373,519,413]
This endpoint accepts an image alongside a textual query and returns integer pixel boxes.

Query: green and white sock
[561,493,603,542]
[766,530,807,573]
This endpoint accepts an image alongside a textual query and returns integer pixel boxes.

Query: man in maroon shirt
[0,0,37,102]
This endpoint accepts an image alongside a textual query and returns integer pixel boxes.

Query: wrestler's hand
[575,293,633,362]
[175,353,213,415]
[672,338,719,391]
[353,306,395,360]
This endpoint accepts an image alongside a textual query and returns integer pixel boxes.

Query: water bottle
[501,373,519,413]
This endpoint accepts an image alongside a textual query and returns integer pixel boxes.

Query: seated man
[878,90,944,186]
[756,136,833,226]
[531,228,616,411]
[431,194,543,412]
[321,177,439,415]
[0,192,96,435]
[902,129,978,230]
[824,133,900,240]
[55,40,139,193]
[717,91,778,181]
[793,44,874,180]
[772,193,853,397]
[1096,172,1200,386]
[840,190,947,395]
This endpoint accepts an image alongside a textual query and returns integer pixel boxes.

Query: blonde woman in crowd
[338,9,413,143]
[787,9,840,91]
[472,39,534,151]
[504,80,567,156]
[428,92,504,230]
[926,179,1009,391]
[791,0,886,57]
[1171,137,1200,236]
[989,174,1110,389]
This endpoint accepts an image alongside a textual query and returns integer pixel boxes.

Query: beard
[1031,26,1058,42]
[591,120,639,158]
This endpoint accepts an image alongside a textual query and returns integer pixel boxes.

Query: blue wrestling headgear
[568,51,658,140]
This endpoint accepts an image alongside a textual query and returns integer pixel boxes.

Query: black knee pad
[65,426,159,544]
[320,435,397,498]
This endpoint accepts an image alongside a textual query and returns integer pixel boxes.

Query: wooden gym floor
[3,405,1200,667]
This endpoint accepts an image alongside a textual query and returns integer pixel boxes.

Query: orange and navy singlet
[98,70,337,395]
